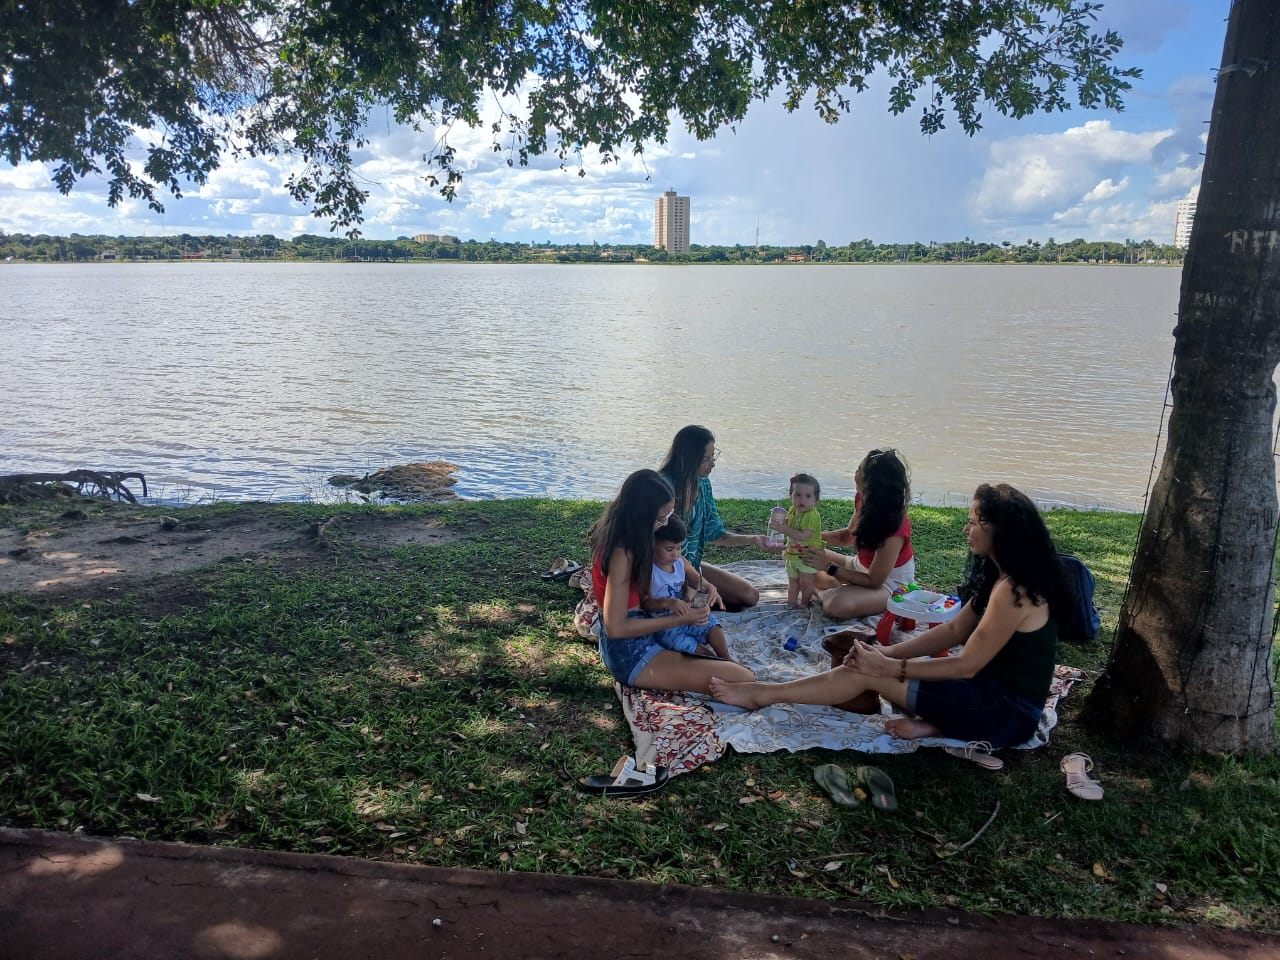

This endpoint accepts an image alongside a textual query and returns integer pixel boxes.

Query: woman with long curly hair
[711,483,1067,749]
[798,448,916,619]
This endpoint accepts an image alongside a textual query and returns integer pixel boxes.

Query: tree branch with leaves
[2,0,1138,232]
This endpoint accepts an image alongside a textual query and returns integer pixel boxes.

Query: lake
[0,261,1182,512]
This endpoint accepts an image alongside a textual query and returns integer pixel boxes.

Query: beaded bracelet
[898,658,908,683]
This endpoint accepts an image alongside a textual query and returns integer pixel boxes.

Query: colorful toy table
[875,589,962,644]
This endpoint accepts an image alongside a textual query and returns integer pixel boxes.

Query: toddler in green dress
[770,473,824,608]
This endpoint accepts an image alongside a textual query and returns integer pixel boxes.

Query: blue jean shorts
[650,612,719,655]
[598,611,666,686]
[905,671,1044,748]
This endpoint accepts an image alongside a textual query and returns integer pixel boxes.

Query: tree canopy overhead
[2,0,1138,230]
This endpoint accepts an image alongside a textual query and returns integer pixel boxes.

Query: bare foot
[885,717,941,740]
[708,676,765,709]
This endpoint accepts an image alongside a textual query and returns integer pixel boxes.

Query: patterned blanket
[617,560,1082,775]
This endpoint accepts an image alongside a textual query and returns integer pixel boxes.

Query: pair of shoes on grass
[814,763,898,813]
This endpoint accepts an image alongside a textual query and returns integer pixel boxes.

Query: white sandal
[1060,752,1104,801]
[944,741,1004,771]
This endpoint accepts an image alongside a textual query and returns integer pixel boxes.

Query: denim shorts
[650,613,719,655]
[905,671,1044,748]
[598,610,666,686]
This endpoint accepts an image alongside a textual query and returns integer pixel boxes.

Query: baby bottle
[768,506,788,547]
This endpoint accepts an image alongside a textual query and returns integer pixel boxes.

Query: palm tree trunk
[1083,0,1279,753]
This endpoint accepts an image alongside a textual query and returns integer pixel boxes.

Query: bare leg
[787,576,801,608]
[710,665,909,710]
[634,649,755,696]
[700,562,760,611]
[797,572,817,607]
[885,717,940,740]
[821,582,891,620]
[704,624,733,661]
[812,570,841,591]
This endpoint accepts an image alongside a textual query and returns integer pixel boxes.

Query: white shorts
[849,555,916,592]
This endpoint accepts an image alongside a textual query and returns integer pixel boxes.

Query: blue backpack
[1057,553,1101,645]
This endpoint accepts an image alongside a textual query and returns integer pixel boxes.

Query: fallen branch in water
[0,470,149,504]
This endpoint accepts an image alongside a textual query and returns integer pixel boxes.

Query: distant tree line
[0,232,1184,266]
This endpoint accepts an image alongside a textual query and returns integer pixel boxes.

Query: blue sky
[0,1,1225,246]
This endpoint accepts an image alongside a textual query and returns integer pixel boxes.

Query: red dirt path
[4,828,1278,959]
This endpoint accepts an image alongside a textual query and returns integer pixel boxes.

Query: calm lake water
[0,262,1182,512]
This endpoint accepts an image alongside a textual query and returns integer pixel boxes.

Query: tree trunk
[1083,0,1278,753]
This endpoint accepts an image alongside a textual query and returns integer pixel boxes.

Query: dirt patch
[8,828,1280,960]
[0,503,461,602]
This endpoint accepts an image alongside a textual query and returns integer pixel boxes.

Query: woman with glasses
[711,483,1067,750]
[659,425,770,611]
[589,469,756,693]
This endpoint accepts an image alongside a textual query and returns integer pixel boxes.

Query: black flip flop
[578,766,669,798]
[541,558,583,581]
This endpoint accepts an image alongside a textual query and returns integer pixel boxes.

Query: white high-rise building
[1174,198,1198,249]
[654,190,690,254]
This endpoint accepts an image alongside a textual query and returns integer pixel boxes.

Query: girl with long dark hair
[590,469,755,693]
[799,448,916,619]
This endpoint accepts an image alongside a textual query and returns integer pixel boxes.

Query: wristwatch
[826,562,840,577]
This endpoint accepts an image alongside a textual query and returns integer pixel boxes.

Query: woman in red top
[799,449,916,620]
[590,469,755,693]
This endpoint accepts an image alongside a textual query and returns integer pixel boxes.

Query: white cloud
[1082,177,1130,202]
[1051,196,1181,243]
[1153,164,1203,195]
[0,163,55,191]
[973,120,1171,221]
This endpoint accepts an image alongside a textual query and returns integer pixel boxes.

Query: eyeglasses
[701,448,721,465]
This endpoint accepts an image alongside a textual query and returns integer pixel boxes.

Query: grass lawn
[1,495,1278,931]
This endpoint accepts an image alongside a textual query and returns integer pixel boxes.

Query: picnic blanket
[615,560,1082,776]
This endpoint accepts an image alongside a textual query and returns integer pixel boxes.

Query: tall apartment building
[1174,198,1198,249]
[654,190,690,254]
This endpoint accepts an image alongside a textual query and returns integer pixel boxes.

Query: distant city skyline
[0,1,1224,246]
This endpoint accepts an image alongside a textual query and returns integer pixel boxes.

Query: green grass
[1,496,1277,931]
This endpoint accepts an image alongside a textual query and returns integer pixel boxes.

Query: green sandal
[813,763,861,808]
[854,765,898,813]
